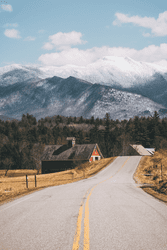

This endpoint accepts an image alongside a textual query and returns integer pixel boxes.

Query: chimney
[66,137,76,147]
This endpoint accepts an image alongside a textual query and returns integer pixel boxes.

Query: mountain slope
[0,75,166,121]
[121,73,167,107]
[0,64,45,86]
[38,56,167,109]
[39,56,167,86]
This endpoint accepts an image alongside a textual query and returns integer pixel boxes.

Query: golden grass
[0,157,116,205]
[134,149,167,203]
[0,169,40,177]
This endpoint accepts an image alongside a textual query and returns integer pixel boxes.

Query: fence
[26,175,37,188]
[0,171,87,195]
[0,158,114,203]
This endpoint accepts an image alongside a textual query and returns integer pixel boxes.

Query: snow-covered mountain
[0,64,45,86]
[38,56,167,107]
[0,57,167,120]
[39,56,167,86]
[0,75,166,121]
[1,56,167,87]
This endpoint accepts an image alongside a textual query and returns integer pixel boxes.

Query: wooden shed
[41,138,103,174]
[120,144,153,156]
[130,145,152,156]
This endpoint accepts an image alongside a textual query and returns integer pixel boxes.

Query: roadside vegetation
[0,157,115,205]
[134,149,167,202]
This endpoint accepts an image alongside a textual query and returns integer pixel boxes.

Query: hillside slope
[1,56,167,111]
[0,75,166,120]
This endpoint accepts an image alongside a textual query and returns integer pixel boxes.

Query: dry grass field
[0,169,40,177]
[134,149,167,203]
[0,157,116,205]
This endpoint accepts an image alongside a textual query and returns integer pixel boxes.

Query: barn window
[95,157,98,160]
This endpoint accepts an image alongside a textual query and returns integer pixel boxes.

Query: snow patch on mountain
[1,57,167,88]
[0,75,166,121]
[38,56,167,87]
[0,64,47,86]
[1,57,167,120]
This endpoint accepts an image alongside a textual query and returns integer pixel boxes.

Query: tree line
[0,111,167,170]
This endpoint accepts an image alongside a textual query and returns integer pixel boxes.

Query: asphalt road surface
[1,156,167,250]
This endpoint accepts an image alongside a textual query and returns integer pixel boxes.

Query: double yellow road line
[72,157,130,250]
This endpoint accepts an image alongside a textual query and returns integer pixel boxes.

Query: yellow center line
[115,157,130,175]
[72,157,130,250]
[84,184,98,250]
[72,203,84,250]
[72,189,90,250]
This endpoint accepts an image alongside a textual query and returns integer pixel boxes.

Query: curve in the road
[1,156,167,250]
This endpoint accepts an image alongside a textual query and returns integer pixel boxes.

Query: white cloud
[154,59,167,68]
[24,36,36,41]
[38,43,167,67]
[42,42,54,50]
[134,43,167,62]
[4,29,21,39]
[113,11,167,37]
[39,48,96,66]
[1,4,13,12]
[42,31,87,51]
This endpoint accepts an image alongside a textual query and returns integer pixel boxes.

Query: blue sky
[0,0,167,67]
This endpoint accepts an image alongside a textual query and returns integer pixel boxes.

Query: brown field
[0,169,40,177]
[134,149,167,203]
[0,157,116,205]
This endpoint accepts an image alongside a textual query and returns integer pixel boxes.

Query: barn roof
[145,148,155,155]
[41,145,62,161]
[41,143,103,161]
[130,144,152,156]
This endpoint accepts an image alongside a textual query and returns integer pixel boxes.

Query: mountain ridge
[38,56,167,87]
[0,73,166,121]
[1,57,167,120]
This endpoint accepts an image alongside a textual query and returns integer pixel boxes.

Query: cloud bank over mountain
[39,31,167,67]
[38,56,167,86]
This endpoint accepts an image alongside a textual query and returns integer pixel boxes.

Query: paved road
[1,156,167,250]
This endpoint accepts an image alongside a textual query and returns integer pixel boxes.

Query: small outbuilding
[145,148,155,155]
[120,144,154,156]
[41,137,103,174]
[130,145,153,156]
[126,144,153,156]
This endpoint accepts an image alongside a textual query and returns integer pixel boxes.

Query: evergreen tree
[90,123,99,143]
[104,113,110,157]
[90,116,95,125]
[78,116,84,124]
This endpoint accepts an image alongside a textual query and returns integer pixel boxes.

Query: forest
[0,111,167,170]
